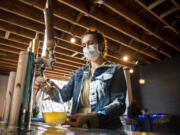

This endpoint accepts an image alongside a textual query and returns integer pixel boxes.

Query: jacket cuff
[86,112,99,128]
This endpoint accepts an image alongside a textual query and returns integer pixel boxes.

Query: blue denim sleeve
[96,66,127,128]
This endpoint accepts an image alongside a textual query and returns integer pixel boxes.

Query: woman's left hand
[63,113,89,127]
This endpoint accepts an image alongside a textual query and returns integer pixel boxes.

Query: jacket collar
[83,60,113,72]
[82,60,117,79]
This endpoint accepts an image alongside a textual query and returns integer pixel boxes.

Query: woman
[35,29,127,129]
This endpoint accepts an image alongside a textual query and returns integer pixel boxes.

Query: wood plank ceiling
[0,0,179,81]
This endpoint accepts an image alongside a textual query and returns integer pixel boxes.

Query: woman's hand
[63,113,89,127]
[34,76,59,98]
[34,76,44,94]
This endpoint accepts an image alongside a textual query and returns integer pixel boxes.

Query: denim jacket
[59,62,127,129]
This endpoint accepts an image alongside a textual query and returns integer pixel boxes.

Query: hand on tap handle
[34,76,59,99]
[34,76,44,94]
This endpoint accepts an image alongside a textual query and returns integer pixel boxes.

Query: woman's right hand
[34,76,44,94]
[34,77,59,98]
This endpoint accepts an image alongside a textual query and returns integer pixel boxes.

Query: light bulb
[70,37,76,43]
[123,56,128,61]
[139,79,146,84]
[129,68,134,73]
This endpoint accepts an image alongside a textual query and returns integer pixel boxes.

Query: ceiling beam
[0,34,134,69]
[0,45,79,71]
[0,58,73,77]
[1,29,143,66]
[71,52,79,57]
[0,50,74,73]
[56,0,176,58]
[0,9,135,66]
[0,28,86,65]
[0,66,70,81]
[160,7,178,19]
[0,20,35,39]
[0,33,86,65]
[45,74,69,81]
[103,1,176,58]
[148,0,165,10]
[170,0,180,10]
[2,26,152,65]
[0,60,71,79]
[135,0,179,34]
[13,0,161,62]
[0,38,85,67]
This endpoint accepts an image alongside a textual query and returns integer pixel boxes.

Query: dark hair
[81,29,108,58]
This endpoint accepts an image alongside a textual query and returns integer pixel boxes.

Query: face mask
[83,44,101,61]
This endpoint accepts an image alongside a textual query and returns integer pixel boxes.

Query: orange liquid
[43,112,67,126]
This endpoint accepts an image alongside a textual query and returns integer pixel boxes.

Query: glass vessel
[40,82,67,127]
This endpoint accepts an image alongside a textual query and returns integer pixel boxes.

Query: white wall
[0,75,9,119]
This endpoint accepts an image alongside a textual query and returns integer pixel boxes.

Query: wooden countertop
[0,122,177,135]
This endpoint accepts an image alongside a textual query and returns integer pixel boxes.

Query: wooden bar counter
[0,122,177,135]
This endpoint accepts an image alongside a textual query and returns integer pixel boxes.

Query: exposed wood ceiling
[0,0,179,81]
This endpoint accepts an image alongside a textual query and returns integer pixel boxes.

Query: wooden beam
[0,29,86,67]
[0,50,19,59]
[0,48,80,71]
[0,59,72,77]
[0,50,74,74]
[0,52,7,56]
[0,61,17,66]
[64,12,84,39]
[0,10,44,33]
[0,9,136,66]
[81,56,85,60]
[0,45,79,71]
[56,0,174,59]
[7,30,152,64]
[71,52,79,57]
[0,38,134,67]
[0,37,27,50]
[0,70,11,75]
[45,74,69,81]
[0,67,16,72]
[0,66,70,81]
[0,20,35,39]
[45,70,71,77]
[0,0,156,65]
[170,0,180,10]
[160,7,178,19]
[0,43,22,54]
[103,1,175,57]
[0,25,135,68]
[57,38,151,64]
[0,21,83,61]
[3,0,177,62]
[0,36,86,66]
[148,0,165,10]
[135,0,178,34]
[0,65,70,81]
[15,0,159,62]
[8,33,31,44]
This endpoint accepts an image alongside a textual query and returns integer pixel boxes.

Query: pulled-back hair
[81,29,108,58]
